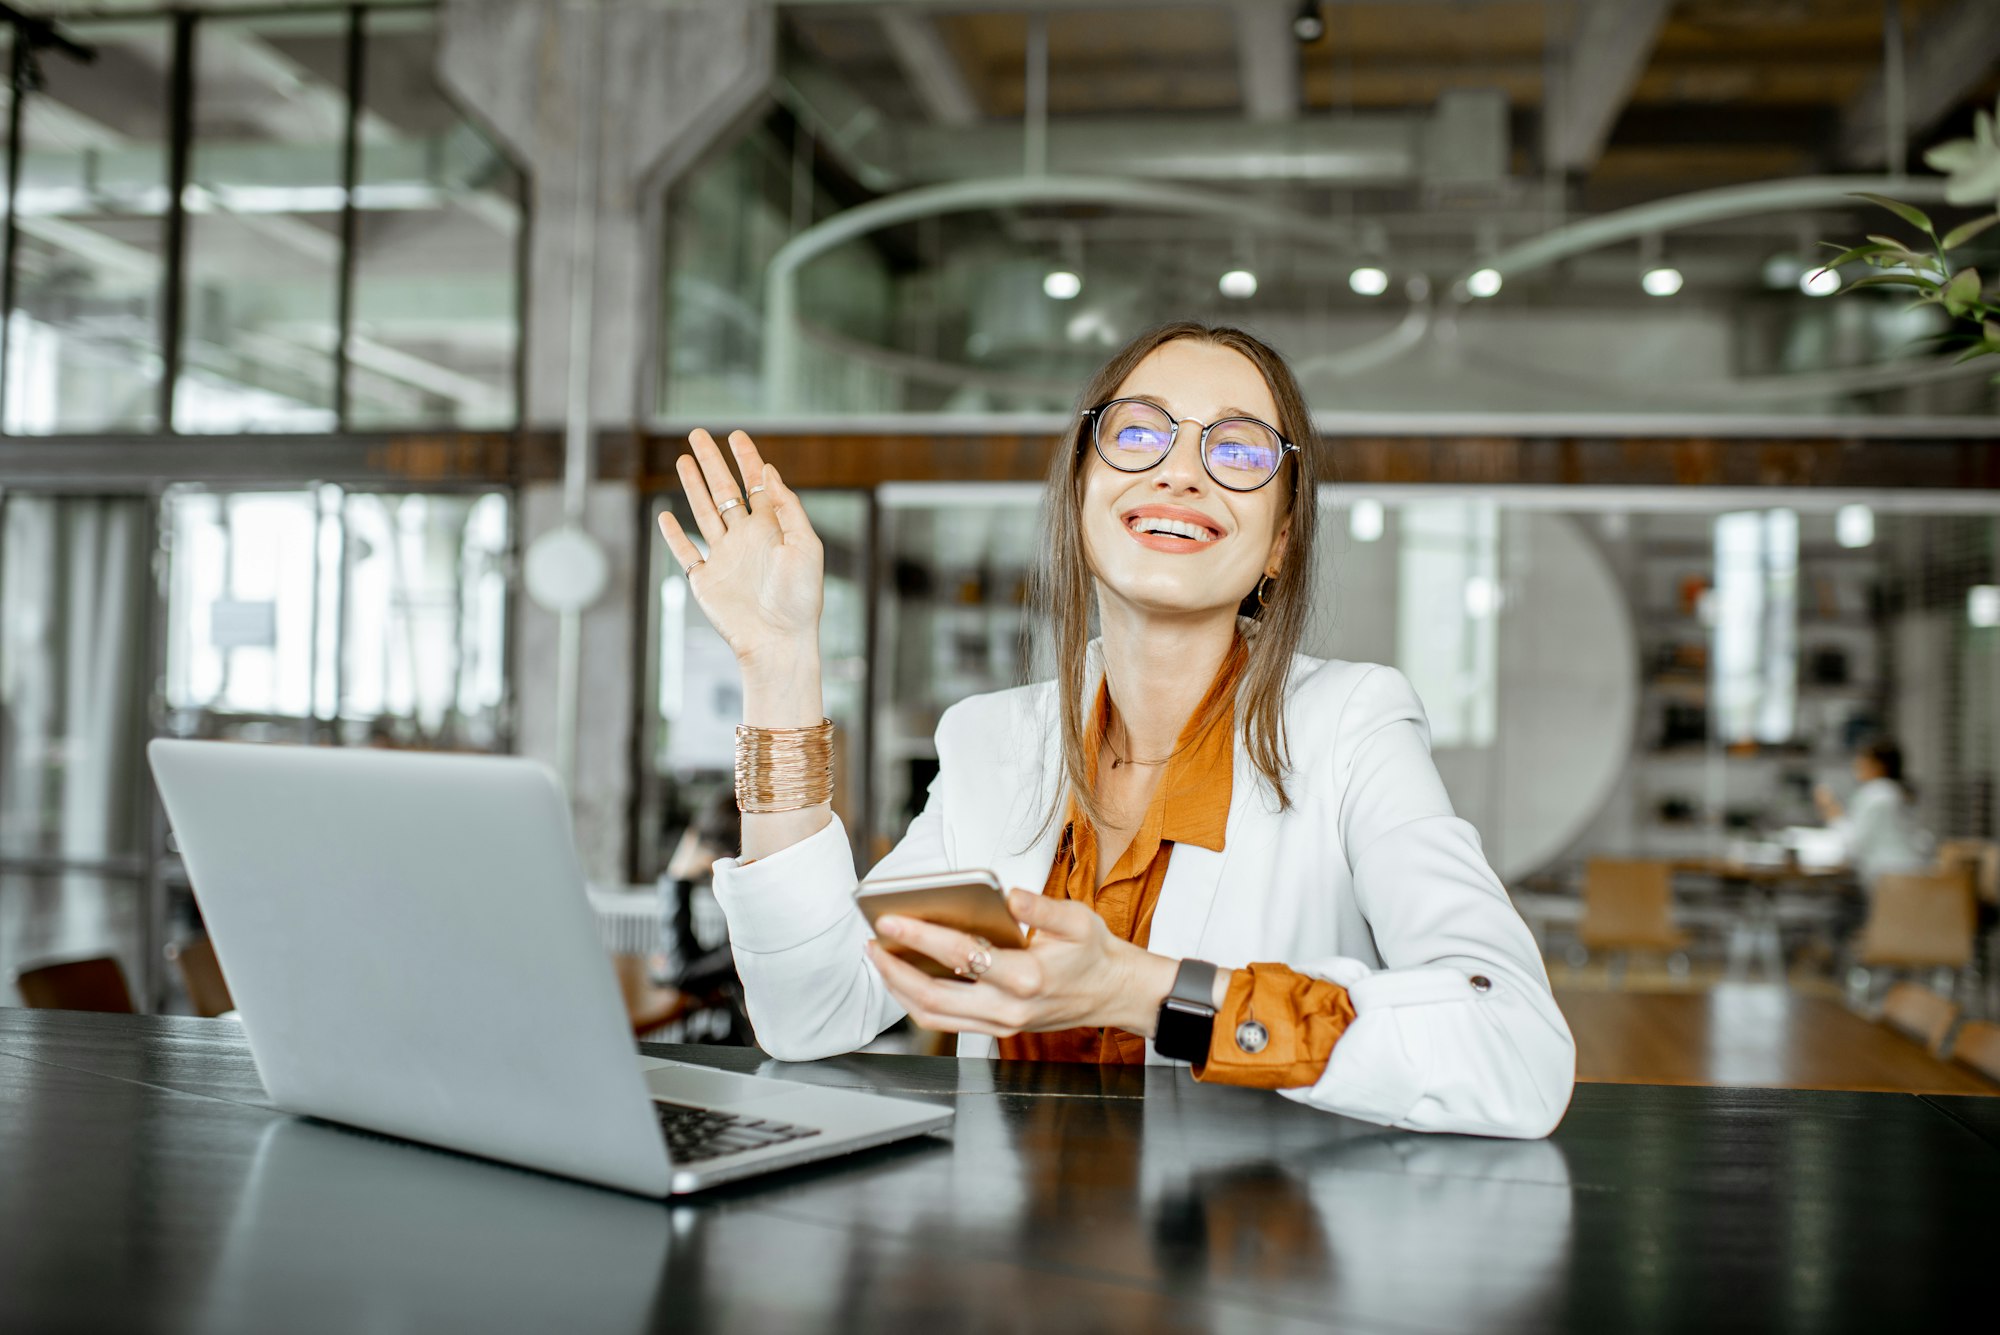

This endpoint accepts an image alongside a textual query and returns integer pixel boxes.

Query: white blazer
[712,653,1576,1139]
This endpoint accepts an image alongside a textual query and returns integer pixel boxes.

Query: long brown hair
[1032,322,1318,833]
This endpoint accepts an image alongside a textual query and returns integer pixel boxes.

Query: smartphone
[855,870,1026,979]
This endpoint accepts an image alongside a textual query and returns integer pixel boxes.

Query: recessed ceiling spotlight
[1799,266,1840,297]
[1835,503,1874,550]
[1970,585,2000,629]
[1292,1,1325,43]
[1466,267,1502,299]
[1348,266,1389,296]
[1349,498,1385,542]
[1219,268,1258,299]
[1641,266,1684,297]
[1043,269,1082,300]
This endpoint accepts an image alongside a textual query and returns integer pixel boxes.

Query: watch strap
[1168,958,1219,1010]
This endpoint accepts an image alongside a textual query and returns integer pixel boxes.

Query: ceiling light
[1219,268,1258,299]
[1641,266,1683,297]
[1463,575,1502,618]
[1466,268,1502,299]
[1349,499,1384,542]
[1835,503,1874,549]
[1799,266,1840,297]
[1042,269,1081,300]
[1292,1,1325,43]
[1348,266,1389,296]
[1970,585,2000,629]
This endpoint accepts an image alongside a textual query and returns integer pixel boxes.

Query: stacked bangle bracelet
[734,718,835,813]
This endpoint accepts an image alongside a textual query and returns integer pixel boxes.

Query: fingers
[760,465,818,548]
[865,940,1018,1037]
[656,511,705,573]
[875,914,1039,999]
[677,453,727,544]
[1007,888,1088,939]
[727,431,768,511]
[689,429,747,524]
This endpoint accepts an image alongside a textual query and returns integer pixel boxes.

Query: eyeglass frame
[1078,398,1301,493]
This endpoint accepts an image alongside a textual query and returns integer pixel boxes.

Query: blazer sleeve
[1281,666,1577,1138]
[708,733,957,1062]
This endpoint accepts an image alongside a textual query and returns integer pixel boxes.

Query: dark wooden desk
[3,1009,1996,1334]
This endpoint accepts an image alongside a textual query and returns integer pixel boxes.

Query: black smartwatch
[1153,958,1219,1063]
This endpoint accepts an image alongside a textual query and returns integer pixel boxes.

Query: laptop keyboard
[654,1099,822,1165]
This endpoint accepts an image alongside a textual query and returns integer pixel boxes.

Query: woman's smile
[1121,503,1226,553]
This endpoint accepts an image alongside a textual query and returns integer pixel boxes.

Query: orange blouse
[996,638,1356,1087]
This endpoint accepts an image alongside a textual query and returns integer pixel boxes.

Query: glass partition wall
[0,5,523,437]
[0,6,526,1012]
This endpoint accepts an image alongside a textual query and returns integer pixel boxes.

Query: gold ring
[953,935,994,980]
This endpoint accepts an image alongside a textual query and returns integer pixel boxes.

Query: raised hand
[657,429,823,675]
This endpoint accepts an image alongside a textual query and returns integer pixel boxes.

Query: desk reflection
[196,1072,1572,1334]
[201,1119,671,1335]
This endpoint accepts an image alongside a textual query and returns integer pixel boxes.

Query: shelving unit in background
[1622,513,1885,861]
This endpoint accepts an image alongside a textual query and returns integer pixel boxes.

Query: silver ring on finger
[715,496,743,520]
[747,484,767,496]
[954,936,994,980]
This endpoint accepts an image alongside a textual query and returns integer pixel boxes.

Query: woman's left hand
[866,889,1175,1038]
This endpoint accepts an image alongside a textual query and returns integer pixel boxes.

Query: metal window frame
[0,1,525,443]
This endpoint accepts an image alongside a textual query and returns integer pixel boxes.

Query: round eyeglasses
[1081,399,1298,492]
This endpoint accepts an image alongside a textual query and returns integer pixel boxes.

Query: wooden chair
[1857,870,1976,970]
[1950,1019,2000,1087]
[1879,981,1958,1056]
[1579,859,1690,984]
[612,953,692,1038]
[166,936,235,1018]
[12,955,136,1013]
[1934,839,1999,907]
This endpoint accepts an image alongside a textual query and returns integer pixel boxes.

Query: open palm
[657,429,823,669]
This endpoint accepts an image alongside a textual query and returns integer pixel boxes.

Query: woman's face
[1079,339,1291,621]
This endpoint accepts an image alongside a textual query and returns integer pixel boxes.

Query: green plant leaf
[1816,242,1896,271]
[1852,192,1935,233]
[1943,267,1982,315]
[1985,319,2000,345]
[1841,273,1936,293]
[1941,212,2000,251]
[1952,345,1996,365]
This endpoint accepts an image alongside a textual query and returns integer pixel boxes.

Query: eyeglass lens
[1095,400,1283,489]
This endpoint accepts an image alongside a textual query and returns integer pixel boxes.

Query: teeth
[1128,516,1217,542]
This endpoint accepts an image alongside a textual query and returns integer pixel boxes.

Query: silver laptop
[148,739,951,1195]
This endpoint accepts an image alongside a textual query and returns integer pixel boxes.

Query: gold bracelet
[734,718,835,813]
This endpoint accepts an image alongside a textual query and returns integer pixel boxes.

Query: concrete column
[439,0,775,884]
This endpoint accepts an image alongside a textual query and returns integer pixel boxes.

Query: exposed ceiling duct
[782,62,1508,189]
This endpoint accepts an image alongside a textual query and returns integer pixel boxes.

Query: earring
[1255,574,1274,610]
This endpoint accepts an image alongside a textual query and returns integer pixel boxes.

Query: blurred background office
[2,0,1998,1089]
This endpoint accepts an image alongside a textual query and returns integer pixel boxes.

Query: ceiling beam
[1233,0,1298,124]
[876,8,980,126]
[1543,0,1671,175]
[1839,0,2000,168]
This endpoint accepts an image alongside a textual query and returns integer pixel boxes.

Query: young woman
[1814,739,1930,889]
[658,323,1574,1138]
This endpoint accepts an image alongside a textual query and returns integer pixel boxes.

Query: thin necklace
[1103,713,1207,770]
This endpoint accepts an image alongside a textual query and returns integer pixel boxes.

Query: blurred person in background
[658,321,1574,1138]
[654,786,752,1044]
[1814,739,1931,889]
